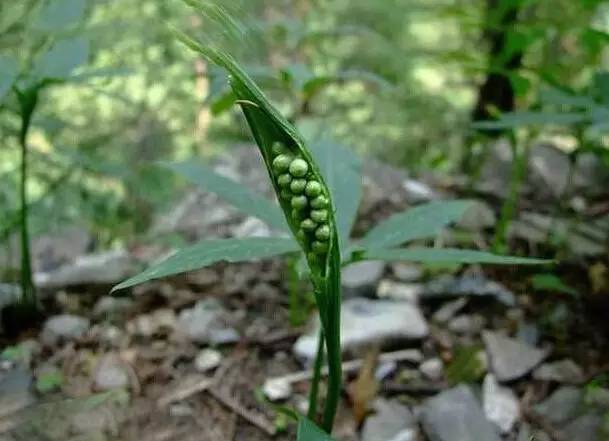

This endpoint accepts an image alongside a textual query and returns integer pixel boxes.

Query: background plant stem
[307,328,325,422]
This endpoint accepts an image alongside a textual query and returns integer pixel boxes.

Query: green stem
[307,328,325,422]
[17,88,38,307]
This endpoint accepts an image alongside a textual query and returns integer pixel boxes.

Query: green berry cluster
[271,141,331,258]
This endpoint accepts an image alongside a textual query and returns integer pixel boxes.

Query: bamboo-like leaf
[363,247,551,265]
[297,417,337,441]
[112,237,299,291]
[163,161,288,231]
[359,200,472,249]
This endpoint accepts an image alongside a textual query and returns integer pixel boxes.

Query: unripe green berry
[273,154,292,173]
[277,174,292,188]
[301,218,317,231]
[292,209,306,220]
[305,181,322,197]
[290,179,307,194]
[272,141,288,156]
[280,189,292,200]
[296,230,306,242]
[310,195,328,209]
[315,224,330,241]
[310,209,328,223]
[291,195,308,210]
[289,158,309,177]
[312,241,328,254]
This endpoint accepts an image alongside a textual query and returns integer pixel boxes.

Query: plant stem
[307,328,325,422]
[17,88,38,307]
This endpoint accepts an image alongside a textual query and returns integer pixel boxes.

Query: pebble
[262,378,292,402]
[376,280,423,302]
[482,374,520,434]
[194,349,222,373]
[342,261,386,298]
[483,330,548,382]
[41,314,90,345]
[93,356,130,391]
[420,358,444,381]
[533,359,585,384]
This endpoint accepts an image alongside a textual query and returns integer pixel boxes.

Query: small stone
[585,387,609,410]
[362,399,419,441]
[432,298,468,323]
[176,299,238,345]
[391,263,423,282]
[262,378,292,401]
[342,261,385,298]
[483,330,548,382]
[448,314,485,335]
[533,359,585,384]
[482,374,520,434]
[376,280,423,302]
[562,414,603,441]
[424,274,516,306]
[93,296,133,319]
[194,349,222,373]
[0,368,35,418]
[41,314,90,345]
[420,358,443,381]
[402,179,439,203]
[533,386,583,424]
[232,216,271,238]
[93,357,129,391]
[289,158,309,177]
[420,385,501,441]
[458,201,496,231]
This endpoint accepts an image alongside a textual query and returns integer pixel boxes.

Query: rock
[93,296,133,319]
[376,280,423,302]
[0,284,21,330]
[476,140,514,198]
[562,414,603,441]
[231,216,272,238]
[342,261,386,298]
[194,349,222,373]
[573,152,609,195]
[533,386,583,425]
[458,201,497,231]
[177,299,239,345]
[262,378,292,402]
[585,387,609,410]
[517,424,551,441]
[390,263,423,282]
[420,358,444,381]
[533,359,585,384]
[420,385,501,441]
[362,399,419,441]
[402,179,439,203]
[447,314,485,335]
[294,298,428,361]
[424,275,515,306]
[482,374,520,434]
[128,308,176,338]
[35,249,136,289]
[528,143,571,198]
[431,297,468,323]
[483,330,548,381]
[92,324,126,347]
[41,314,90,345]
[0,368,35,418]
[93,356,130,391]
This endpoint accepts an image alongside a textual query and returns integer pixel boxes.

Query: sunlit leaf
[359,200,472,249]
[297,417,336,441]
[163,161,288,231]
[34,37,89,82]
[531,273,578,297]
[472,111,587,130]
[363,247,550,265]
[113,237,299,291]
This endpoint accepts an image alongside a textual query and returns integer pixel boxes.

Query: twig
[157,375,214,408]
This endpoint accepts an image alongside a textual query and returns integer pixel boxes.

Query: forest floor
[1,143,609,441]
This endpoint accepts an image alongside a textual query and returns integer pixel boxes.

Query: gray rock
[35,249,136,288]
[194,349,222,373]
[517,424,551,441]
[562,414,603,441]
[93,296,133,319]
[448,314,485,335]
[528,143,571,198]
[458,201,497,231]
[262,378,292,402]
[390,263,423,282]
[482,374,520,434]
[93,357,130,391]
[342,261,386,298]
[362,399,419,441]
[41,314,90,345]
[128,308,176,338]
[402,179,439,203]
[533,386,583,425]
[231,216,272,238]
[533,359,585,384]
[420,385,501,441]
[573,152,609,194]
[483,330,548,382]
[424,275,515,306]
[420,358,444,381]
[477,140,514,198]
[432,298,468,323]
[585,387,609,410]
[376,280,423,302]
[177,299,239,345]
[294,298,428,360]
[0,368,35,418]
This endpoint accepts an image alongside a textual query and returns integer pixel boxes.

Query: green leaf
[472,111,587,130]
[0,55,18,103]
[34,37,89,82]
[309,139,362,253]
[531,273,578,297]
[112,237,299,291]
[363,247,550,265]
[163,161,288,231]
[539,87,595,108]
[359,200,472,249]
[297,417,336,441]
[446,346,485,385]
[36,369,63,394]
[32,0,86,31]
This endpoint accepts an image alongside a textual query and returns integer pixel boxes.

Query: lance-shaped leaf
[297,417,337,441]
[359,200,472,250]
[362,247,551,265]
[112,237,299,291]
[163,161,288,231]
